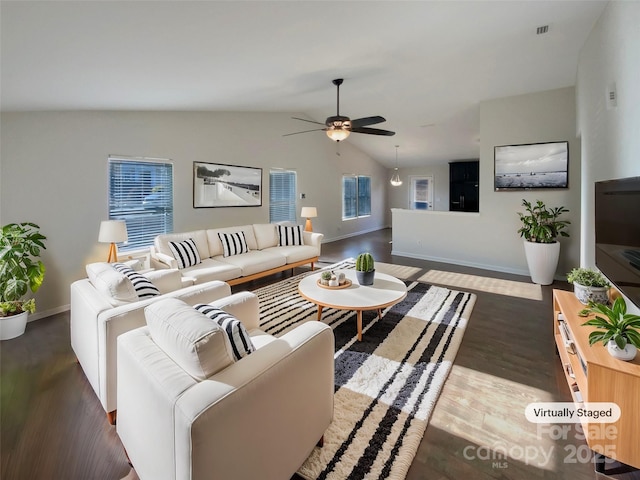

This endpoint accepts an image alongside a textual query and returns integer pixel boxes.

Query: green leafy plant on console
[582,297,640,350]
[0,223,47,317]
[567,268,611,288]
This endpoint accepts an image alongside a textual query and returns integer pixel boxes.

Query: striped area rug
[254,260,477,480]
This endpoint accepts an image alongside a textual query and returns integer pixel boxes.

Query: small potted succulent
[355,252,375,286]
[582,296,640,361]
[0,222,47,340]
[567,267,611,305]
[320,271,332,286]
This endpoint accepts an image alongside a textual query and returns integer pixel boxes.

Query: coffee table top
[298,270,407,311]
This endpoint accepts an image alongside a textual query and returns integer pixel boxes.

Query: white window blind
[342,175,371,219]
[269,169,297,223]
[108,157,174,251]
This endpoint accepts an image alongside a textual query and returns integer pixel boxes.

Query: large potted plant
[0,223,47,340]
[582,296,640,361]
[517,199,570,285]
[567,267,611,305]
[355,252,375,286]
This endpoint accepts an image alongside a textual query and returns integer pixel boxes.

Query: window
[342,175,371,219]
[410,176,433,210]
[269,169,297,223]
[108,156,173,251]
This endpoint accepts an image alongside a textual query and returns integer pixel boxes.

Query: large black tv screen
[595,176,640,308]
[494,141,568,191]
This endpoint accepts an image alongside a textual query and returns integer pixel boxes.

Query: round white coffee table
[298,269,407,341]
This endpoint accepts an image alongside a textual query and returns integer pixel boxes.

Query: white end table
[298,270,407,341]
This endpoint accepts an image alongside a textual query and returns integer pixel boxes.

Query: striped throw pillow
[277,225,304,246]
[112,263,160,299]
[218,231,249,257]
[194,304,256,361]
[168,238,201,269]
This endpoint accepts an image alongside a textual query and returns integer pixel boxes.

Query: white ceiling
[0,1,608,167]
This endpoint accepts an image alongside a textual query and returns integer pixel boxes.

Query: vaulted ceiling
[0,1,607,167]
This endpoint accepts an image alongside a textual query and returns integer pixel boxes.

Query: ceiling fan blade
[291,117,326,126]
[351,116,386,128]
[351,127,396,136]
[282,128,327,137]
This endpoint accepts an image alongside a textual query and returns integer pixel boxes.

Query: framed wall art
[494,141,568,191]
[193,162,262,208]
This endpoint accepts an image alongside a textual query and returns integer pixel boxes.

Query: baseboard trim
[391,249,531,277]
[324,226,388,243]
[28,304,70,322]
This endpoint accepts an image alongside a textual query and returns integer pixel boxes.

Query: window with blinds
[108,156,174,251]
[342,175,371,219]
[410,176,433,210]
[269,169,297,223]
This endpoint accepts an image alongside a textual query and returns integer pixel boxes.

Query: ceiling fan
[284,78,395,142]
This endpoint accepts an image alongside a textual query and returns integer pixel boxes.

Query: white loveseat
[150,223,323,285]
[117,292,334,480]
[70,262,233,424]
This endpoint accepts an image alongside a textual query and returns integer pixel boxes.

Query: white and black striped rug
[254,260,477,480]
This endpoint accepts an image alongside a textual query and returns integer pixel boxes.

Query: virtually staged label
[525,402,621,423]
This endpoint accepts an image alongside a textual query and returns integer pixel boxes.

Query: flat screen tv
[595,176,640,308]
[494,141,568,191]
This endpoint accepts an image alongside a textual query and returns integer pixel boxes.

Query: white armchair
[116,292,334,480]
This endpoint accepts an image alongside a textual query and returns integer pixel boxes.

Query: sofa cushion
[218,231,249,257]
[277,225,304,246]
[145,298,235,381]
[253,224,278,250]
[169,238,202,269]
[144,269,184,294]
[194,304,255,361]
[155,230,210,260]
[263,245,319,264]
[214,250,286,277]
[112,263,160,299]
[179,258,242,284]
[86,262,138,305]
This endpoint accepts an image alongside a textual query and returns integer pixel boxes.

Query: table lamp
[98,220,128,262]
[300,207,317,232]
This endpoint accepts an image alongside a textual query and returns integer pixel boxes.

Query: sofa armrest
[209,291,259,331]
[303,231,324,253]
[150,246,178,269]
[175,321,334,480]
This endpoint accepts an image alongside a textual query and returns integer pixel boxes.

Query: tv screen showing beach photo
[494,141,568,191]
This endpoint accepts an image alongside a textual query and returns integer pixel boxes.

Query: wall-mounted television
[494,141,568,191]
[595,176,640,308]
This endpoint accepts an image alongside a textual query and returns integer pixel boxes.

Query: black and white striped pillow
[194,304,255,361]
[218,231,249,257]
[168,238,201,269]
[112,263,160,299]
[277,225,304,246]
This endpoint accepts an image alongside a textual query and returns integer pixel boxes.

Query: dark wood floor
[1,228,638,480]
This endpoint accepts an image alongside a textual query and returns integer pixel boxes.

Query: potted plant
[0,223,47,340]
[582,296,640,361]
[517,199,570,285]
[355,252,375,286]
[567,267,611,305]
[320,271,332,286]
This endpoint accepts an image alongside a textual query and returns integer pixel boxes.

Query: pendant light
[390,145,402,186]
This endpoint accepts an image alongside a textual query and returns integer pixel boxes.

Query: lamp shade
[98,220,128,243]
[301,207,318,218]
[326,129,350,142]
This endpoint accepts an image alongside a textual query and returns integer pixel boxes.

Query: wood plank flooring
[1,228,638,480]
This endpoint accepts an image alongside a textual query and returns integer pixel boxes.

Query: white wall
[576,0,640,266]
[0,111,388,317]
[393,87,581,277]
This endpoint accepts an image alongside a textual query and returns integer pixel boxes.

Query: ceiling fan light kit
[286,78,395,142]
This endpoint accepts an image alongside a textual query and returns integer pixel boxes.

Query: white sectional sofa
[70,262,233,424]
[149,224,322,285]
[117,292,334,480]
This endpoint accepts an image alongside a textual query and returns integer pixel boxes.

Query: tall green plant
[583,297,640,349]
[355,252,375,272]
[517,199,570,243]
[0,223,47,316]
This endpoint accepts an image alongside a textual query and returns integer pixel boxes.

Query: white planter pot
[523,240,560,285]
[573,282,610,305]
[0,311,28,340]
[607,339,637,361]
